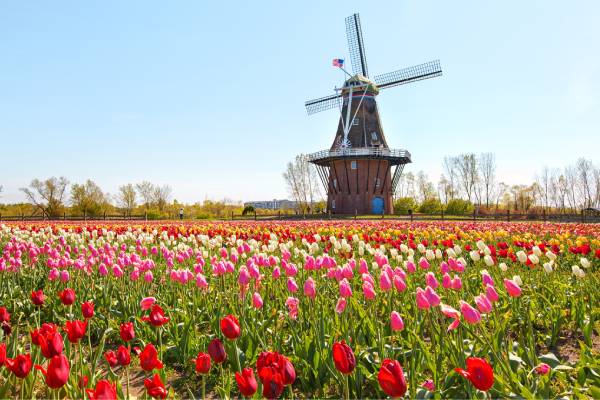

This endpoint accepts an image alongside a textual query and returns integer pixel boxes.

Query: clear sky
[1,1,598,204]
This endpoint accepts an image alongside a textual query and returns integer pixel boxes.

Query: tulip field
[0,220,598,399]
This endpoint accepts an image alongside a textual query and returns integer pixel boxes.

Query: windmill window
[371,131,378,141]
[332,200,336,209]
[333,178,338,189]
[376,178,381,188]
[351,161,357,170]
[352,118,360,126]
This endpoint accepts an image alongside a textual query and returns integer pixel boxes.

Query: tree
[136,181,155,209]
[71,180,109,216]
[116,184,137,216]
[393,197,417,215]
[442,157,459,200]
[478,153,496,208]
[415,171,436,203]
[152,185,172,212]
[20,177,69,217]
[283,154,321,212]
[455,154,478,203]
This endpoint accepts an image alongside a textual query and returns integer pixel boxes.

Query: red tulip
[59,288,76,306]
[142,305,170,327]
[120,322,135,342]
[116,345,131,366]
[332,340,355,374]
[35,354,70,389]
[236,368,258,397]
[5,353,32,378]
[256,351,295,399]
[220,314,241,340]
[140,344,164,371]
[455,357,494,391]
[39,332,64,359]
[378,359,407,398]
[194,352,211,374]
[79,375,89,389]
[31,323,58,346]
[0,306,10,323]
[81,301,94,319]
[144,374,167,399]
[86,380,117,400]
[0,343,6,365]
[64,320,87,344]
[207,338,226,364]
[31,290,45,306]
[104,350,118,368]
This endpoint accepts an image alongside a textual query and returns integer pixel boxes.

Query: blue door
[371,197,384,214]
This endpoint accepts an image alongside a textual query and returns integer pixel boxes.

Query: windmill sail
[305,94,342,115]
[345,14,369,77]
[374,60,442,89]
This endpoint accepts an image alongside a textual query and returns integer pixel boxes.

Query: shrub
[394,197,417,215]
[419,198,443,214]
[444,199,474,215]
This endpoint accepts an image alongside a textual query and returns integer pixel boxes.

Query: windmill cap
[342,74,379,95]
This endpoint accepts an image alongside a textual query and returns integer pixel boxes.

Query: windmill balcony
[308,147,412,166]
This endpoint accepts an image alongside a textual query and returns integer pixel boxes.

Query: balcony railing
[308,147,411,162]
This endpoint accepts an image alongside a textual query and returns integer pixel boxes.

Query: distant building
[244,199,297,210]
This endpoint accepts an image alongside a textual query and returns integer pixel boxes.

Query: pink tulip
[451,276,462,291]
[285,297,299,319]
[272,267,281,279]
[440,303,460,319]
[425,286,440,307]
[144,271,153,282]
[442,273,452,289]
[358,259,369,274]
[252,292,263,309]
[339,279,352,298]
[48,268,59,281]
[481,271,494,287]
[98,263,108,276]
[447,318,461,331]
[393,276,407,292]
[238,267,251,286]
[416,288,431,310]
[379,272,392,291]
[140,297,156,311]
[363,281,376,300]
[425,272,438,289]
[406,261,416,274]
[440,261,449,274]
[335,297,347,314]
[504,279,522,297]
[422,380,435,391]
[535,363,551,375]
[474,294,493,314]
[390,311,404,331]
[485,284,499,303]
[59,270,70,282]
[287,278,298,293]
[303,278,316,299]
[418,257,430,270]
[196,273,208,289]
[460,300,481,324]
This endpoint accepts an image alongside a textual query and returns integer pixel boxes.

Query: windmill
[306,13,442,215]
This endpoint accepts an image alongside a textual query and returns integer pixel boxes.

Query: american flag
[332,58,344,68]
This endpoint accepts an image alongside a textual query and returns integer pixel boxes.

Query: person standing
[179,208,184,220]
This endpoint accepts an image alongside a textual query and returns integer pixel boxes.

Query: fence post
[507,209,510,222]
[231,211,234,220]
[328,210,331,220]
[542,209,546,222]
[144,211,147,221]
[278,210,281,220]
[581,210,585,223]
[254,210,257,221]
[22,214,24,221]
[104,211,106,221]
[409,209,413,222]
[473,208,476,222]
[354,209,357,220]
[441,210,444,221]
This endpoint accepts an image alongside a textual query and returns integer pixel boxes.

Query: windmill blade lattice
[374,60,442,89]
[305,94,342,115]
[345,13,369,77]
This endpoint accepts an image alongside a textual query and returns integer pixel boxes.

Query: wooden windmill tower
[306,13,442,215]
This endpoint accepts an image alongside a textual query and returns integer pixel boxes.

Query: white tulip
[512,275,523,285]
[528,254,539,265]
[476,240,486,251]
[446,248,456,258]
[517,251,528,263]
[435,249,443,260]
[499,262,508,272]
[532,246,542,257]
[545,251,556,261]
[484,255,494,267]
[454,245,462,255]
[580,257,590,269]
[470,251,480,262]
[543,262,553,273]
[426,249,435,261]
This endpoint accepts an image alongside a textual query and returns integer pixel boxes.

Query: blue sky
[1,1,598,203]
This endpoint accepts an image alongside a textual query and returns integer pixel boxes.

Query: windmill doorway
[371,197,384,215]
